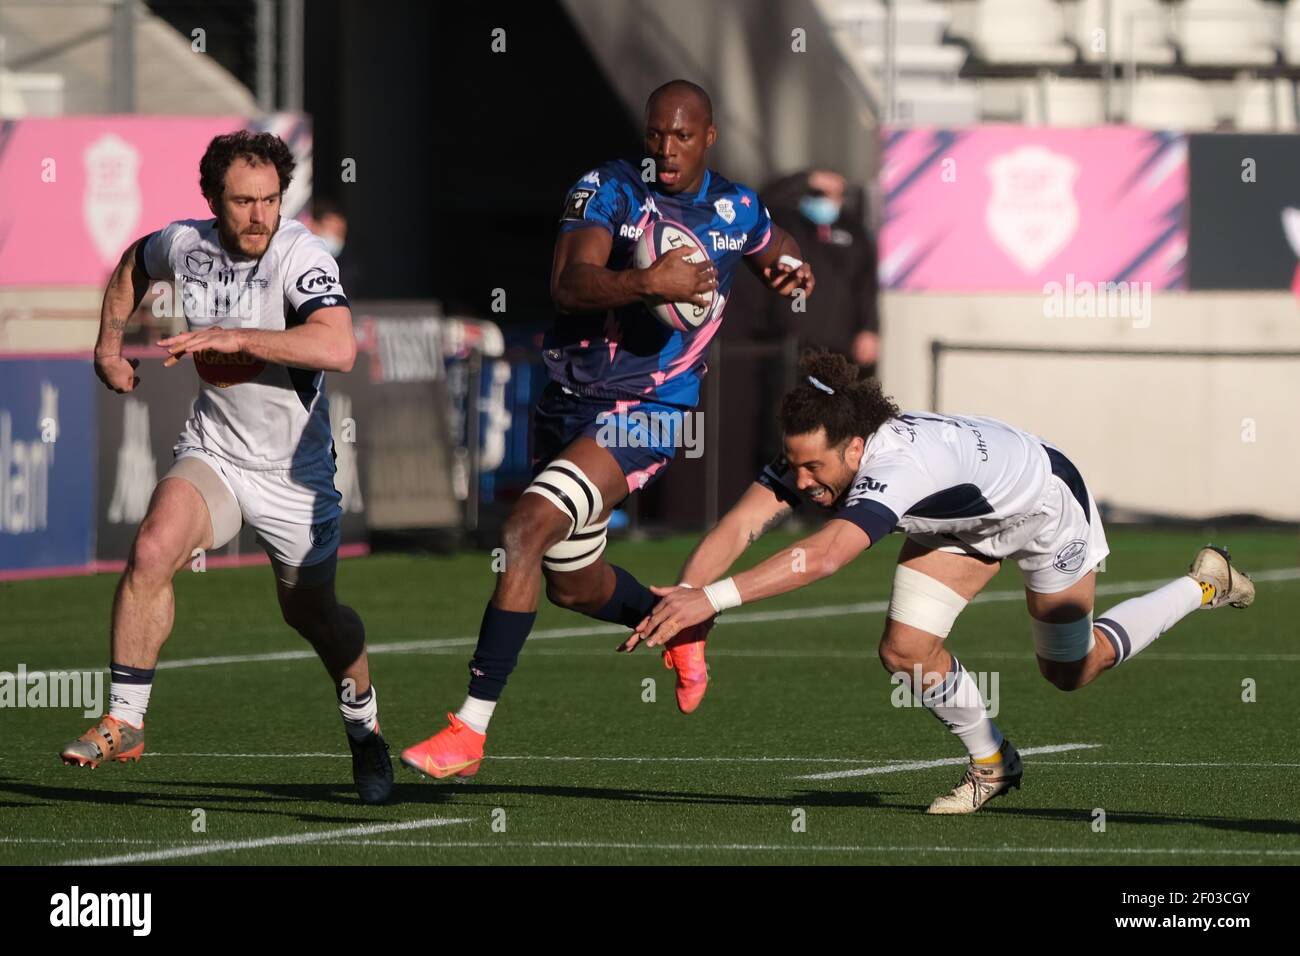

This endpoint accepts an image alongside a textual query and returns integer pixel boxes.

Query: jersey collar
[652,169,712,204]
[691,169,711,204]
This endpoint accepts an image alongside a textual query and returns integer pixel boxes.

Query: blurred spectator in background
[757,168,879,370]
[307,197,361,293]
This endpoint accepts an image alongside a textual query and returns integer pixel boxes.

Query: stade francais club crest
[83,134,142,267]
[714,198,736,224]
[984,145,1079,276]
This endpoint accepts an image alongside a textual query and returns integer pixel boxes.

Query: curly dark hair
[779,350,900,447]
[198,130,295,203]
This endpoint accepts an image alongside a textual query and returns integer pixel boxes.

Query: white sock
[339,684,379,741]
[107,681,151,728]
[456,696,496,734]
[1095,576,1202,666]
[916,656,1003,760]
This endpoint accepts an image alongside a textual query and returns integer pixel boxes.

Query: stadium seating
[1074,0,1177,65]
[819,0,1300,130]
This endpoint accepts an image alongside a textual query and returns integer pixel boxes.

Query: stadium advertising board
[0,357,96,577]
[0,114,311,287]
[1186,133,1300,290]
[880,127,1188,291]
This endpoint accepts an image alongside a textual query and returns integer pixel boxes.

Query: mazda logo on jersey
[185,251,214,275]
[295,266,340,295]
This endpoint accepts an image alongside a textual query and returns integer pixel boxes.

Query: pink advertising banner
[0,114,311,286]
[880,127,1188,291]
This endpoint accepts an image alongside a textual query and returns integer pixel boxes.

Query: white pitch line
[135,753,930,763]
[453,648,1300,662]
[40,566,1300,675]
[795,743,1101,780]
[1032,760,1300,768]
[311,840,1300,858]
[59,816,474,867]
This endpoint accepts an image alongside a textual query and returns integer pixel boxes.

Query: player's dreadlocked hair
[779,350,899,447]
[199,130,296,203]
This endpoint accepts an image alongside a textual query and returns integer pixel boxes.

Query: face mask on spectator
[799,195,841,226]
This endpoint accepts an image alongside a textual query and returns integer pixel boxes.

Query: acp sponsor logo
[295,266,339,296]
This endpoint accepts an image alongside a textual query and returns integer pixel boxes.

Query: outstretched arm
[157,305,356,373]
[677,481,794,587]
[636,517,872,647]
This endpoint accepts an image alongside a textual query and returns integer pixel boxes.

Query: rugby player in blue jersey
[403,80,814,778]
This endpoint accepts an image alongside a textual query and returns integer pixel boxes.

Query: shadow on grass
[875,797,1300,837]
[0,773,893,820]
[0,774,455,824]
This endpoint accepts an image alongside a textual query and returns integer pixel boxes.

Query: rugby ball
[633,220,714,331]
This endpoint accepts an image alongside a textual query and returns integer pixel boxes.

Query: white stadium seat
[1234,77,1297,131]
[1127,74,1218,129]
[1037,76,1107,125]
[1283,0,1300,65]
[892,81,981,125]
[971,0,1076,65]
[1074,0,1175,65]
[1177,0,1278,67]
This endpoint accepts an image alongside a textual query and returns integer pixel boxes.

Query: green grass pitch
[1,527,1297,865]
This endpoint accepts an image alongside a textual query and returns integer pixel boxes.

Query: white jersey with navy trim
[139,217,348,469]
[759,412,1072,560]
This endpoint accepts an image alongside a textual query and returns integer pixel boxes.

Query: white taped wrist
[703,577,742,613]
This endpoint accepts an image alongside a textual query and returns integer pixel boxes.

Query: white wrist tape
[703,577,742,613]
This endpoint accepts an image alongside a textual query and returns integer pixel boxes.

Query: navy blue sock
[589,565,657,629]
[467,604,537,701]
[109,663,155,684]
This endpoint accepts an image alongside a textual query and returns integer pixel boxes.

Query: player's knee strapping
[523,460,610,571]
[1030,615,1095,663]
[887,565,969,638]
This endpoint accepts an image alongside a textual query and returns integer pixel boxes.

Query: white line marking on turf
[311,840,1300,858]
[46,566,1300,675]
[1032,761,1300,768]
[59,816,474,867]
[794,743,1101,780]
[137,752,938,763]
[124,752,1300,773]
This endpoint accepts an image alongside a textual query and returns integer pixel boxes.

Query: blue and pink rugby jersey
[546,158,773,409]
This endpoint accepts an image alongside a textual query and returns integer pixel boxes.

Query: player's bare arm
[551,224,716,312]
[747,223,815,297]
[158,305,356,373]
[637,517,870,647]
[94,236,153,393]
[678,482,794,587]
[618,481,792,652]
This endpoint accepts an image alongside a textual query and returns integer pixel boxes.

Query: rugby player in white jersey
[63,131,393,804]
[627,351,1255,813]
